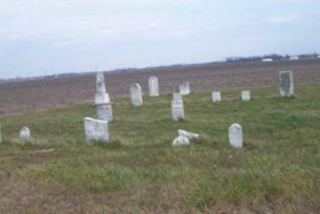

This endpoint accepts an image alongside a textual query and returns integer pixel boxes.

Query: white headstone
[148,76,159,97]
[179,82,190,95]
[172,136,190,147]
[172,92,183,101]
[212,91,222,102]
[228,123,243,149]
[178,129,199,141]
[241,91,251,101]
[279,71,294,98]
[84,117,109,143]
[171,100,185,121]
[96,104,113,122]
[96,71,106,93]
[95,93,110,105]
[130,83,143,106]
[20,127,31,142]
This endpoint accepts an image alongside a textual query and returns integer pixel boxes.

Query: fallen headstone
[178,129,199,141]
[279,70,294,98]
[172,135,190,147]
[84,117,109,143]
[228,123,243,149]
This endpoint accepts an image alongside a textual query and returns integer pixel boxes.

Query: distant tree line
[225,52,319,63]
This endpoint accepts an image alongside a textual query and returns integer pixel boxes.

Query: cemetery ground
[1,85,320,213]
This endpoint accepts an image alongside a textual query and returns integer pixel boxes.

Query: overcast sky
[0,0,319,79]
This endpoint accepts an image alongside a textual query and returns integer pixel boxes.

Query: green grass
[1,85,320,213]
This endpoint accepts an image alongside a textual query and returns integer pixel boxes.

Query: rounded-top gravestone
[228,123,243,149]
[130,83,143,106]
[148,76,159,97]
[20,127,31,142]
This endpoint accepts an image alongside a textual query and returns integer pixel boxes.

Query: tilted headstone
[172,135,190,147]
[228,123,243,149]
[148,76,159,97]
[20,126,31,142]
[279,71,294,97]
[179,81,190,95]
[95,72,113,121]
[84,117,109,143]
[171,93,185,121]
[241,90,251,101]
[212,91,222,102]
[130,83,143,106]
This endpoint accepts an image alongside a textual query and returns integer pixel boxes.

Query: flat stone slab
[228,123,243,148]
[84,117,109,143]
[178,129,199,141]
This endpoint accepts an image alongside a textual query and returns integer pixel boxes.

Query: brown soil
[0,59,319,116]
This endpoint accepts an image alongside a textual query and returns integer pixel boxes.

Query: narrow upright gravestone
[179,81,190,95]
[130,83,143,106]
[20,127,31,142]
[241,90,251,101]
[228,123,243,149]
[279,71,294,98]
[95,71,113,121]
[212,91,222,102]
[0,123,2,143]
[148,76,159,97]
[171,92,185,121]
[84,117,109,143]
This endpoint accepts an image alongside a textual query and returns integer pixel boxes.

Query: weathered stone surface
[241,90,251,101]
[96,104,113,122]
[96,71,106,93]
[172,92,183,101]
[172,135,190,147]
[179,81,190,95]
[148,76,159,97]
[279,71,294,97]
[84,117,109,143]
[212,91,222,102]
[130,83,143,106]
[178,129,199,141]
[95,93,110,105]
[171,100,185,121]
[228,123,243,149]
[20,127,31,142]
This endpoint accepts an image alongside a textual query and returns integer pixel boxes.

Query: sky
[0,0,319,79]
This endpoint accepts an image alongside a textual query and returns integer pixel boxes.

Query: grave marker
[279,71,294,97]
[228,123,243,148]
[84,117,109,143]
[212,91,222,102]
[148,76,159,97]
[130,83,143,106]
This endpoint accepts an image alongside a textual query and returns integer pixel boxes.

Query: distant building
[289,56,299,60]
[262,58,273,62]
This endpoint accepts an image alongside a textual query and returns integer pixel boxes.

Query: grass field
[1,85,320,213]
